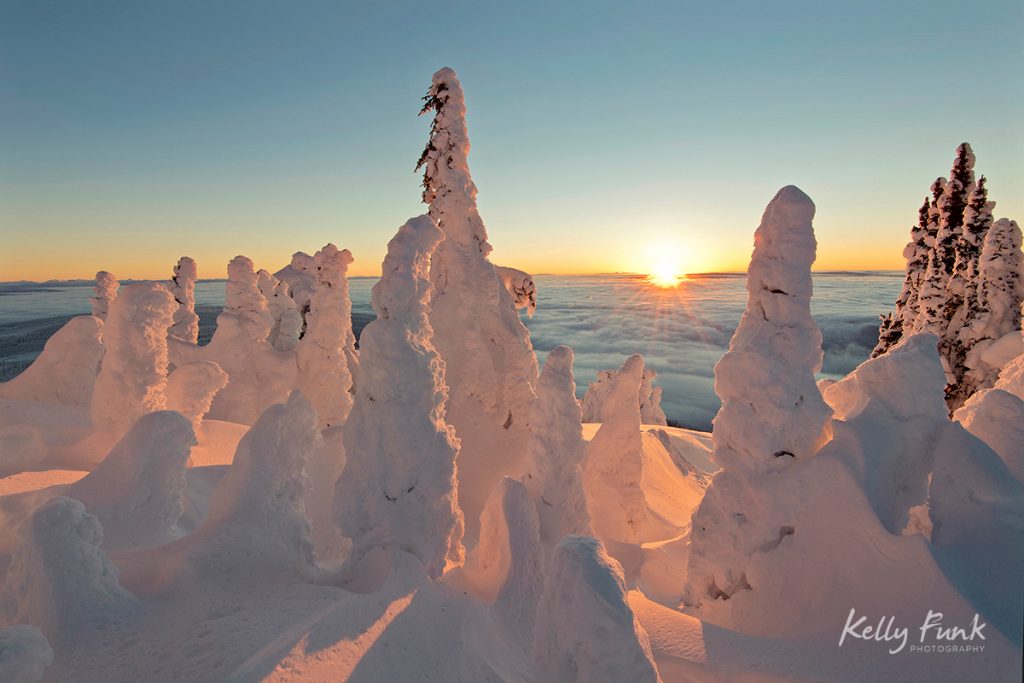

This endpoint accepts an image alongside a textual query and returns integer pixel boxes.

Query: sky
[1,0,1022,281]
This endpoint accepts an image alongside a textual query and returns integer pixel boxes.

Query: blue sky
[1,0,1021,279]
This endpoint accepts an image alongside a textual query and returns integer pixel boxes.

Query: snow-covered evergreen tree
[257,268,301,352]
[335,215,464,578]
[169,257,199,343]
[872,196,933,357]
[91,271,119,321]
[225,255,273,343]
[416,67,539,544]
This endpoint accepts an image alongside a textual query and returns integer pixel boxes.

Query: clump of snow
[0,624,53,683]
[581,361,667,426]
[711,185,832,472]
[257,268,302,352]
[90,271,118,321]
[335,215,464,578]
[495,265,537,316]
[954,388,1024,484]
[169,257,200,343]
[417,67,539,544]
[274,251,318,313]
[533,536,662,683]
[520,345,590,552]
[91,282,177,437]
[0,497,138,642]
[67,411,194,552]
[0,316,104,407]
[164,360,229,435]
[295,243,356,430]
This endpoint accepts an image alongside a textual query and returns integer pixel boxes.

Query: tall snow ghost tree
[169,257,200,343]
[416,67,539,544]
[225,255,274,343]
[295,244,356,429]
[257,268,302,352]
[520,345,590,552]
[711,186,832,472]
[91,283,177,437]
[335,215,464,579]
[684,186,832,608]
[91,271,119,321]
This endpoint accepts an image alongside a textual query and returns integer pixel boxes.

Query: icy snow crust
[0,68,1021,682]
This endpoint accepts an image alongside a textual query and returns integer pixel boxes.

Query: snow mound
[336,215,464,579]
[520,345,590,552]
[164,360,229,436]
[712,185,832,472]
[0,624,53,683]
[533,536,662,683]
[0,497,138,642]
[195,391,320,576]
[495,265,537,316]
[67,411,195,552]
[955,388,1024,484]
[91,282,177,437]
[0,316,104,408]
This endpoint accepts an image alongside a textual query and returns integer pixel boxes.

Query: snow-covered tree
[169,257,199,343]
[91,283,177,437]
[91,271,119,321]
[872,195,933,357]
[416,67,539,543]
[335,215,464,579]
[520,345,590,551]
[257,268,302,352]
[294,244,356,430]
[711,186,832,472]
[225,255,273,343]
[959,218,1024,397]
[164,360,229,434]
[0,316,104,407]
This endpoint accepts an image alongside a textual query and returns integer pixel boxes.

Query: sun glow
[647,255,687,288]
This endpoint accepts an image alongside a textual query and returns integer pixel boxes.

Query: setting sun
[648,258,685,288]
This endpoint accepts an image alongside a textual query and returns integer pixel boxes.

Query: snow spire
[638,367,668,425]
[520,345,591,551]
[0,497,138,643]
[415,67,539,544]
[582,354,653,543]
[225,255,273,343]
[335,215,464,579]
[90,282,177,437]
[91,270,119,321]
[294,244,356,429]
[169,257,199,343]
[532,536,662,683]
[711,186,832,472]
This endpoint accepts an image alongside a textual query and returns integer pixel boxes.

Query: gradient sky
[1,0,1022,280]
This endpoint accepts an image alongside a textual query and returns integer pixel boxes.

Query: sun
[647,255,685,288]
